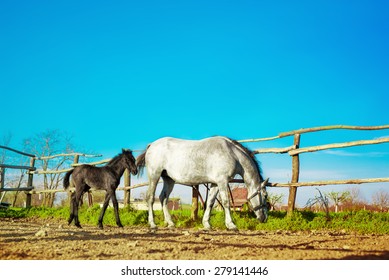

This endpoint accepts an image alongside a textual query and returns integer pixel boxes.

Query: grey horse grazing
[136,136,269,231]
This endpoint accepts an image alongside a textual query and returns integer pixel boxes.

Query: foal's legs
[68,192,76,225]
[73,189,84,228]
[98,191,113,229]
[111,191,123,228]
[159,176,175,228]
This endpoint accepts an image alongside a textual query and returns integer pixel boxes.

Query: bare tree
[0,132,13,163]
[341,187,367,210]
[326,191,350,212]
[347,187,364,204]
[305,188,330,220]
[267,192,285,210]
[372,189,389,212]
[23,129,75,207]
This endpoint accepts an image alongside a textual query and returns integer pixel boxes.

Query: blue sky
[1,0,388,205]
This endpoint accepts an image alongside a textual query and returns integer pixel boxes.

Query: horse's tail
[63,169,74,190]
[135,146,148,177]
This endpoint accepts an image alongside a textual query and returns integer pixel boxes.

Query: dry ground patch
[1,218,388,260]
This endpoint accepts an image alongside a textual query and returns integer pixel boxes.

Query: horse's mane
[106,152,124,167]
[226,137,264,181]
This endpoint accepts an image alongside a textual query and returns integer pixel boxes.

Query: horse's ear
[261,178,269,188]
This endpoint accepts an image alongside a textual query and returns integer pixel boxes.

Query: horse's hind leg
[111,191,123,228]
[160,176,175,228]
[73,189,83,228]
[68,192,76,225]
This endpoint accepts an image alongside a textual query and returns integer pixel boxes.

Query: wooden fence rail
[239,124,389,143]
[0,148,102,207]
[288,137,389,156]
[1,124,389,216]
[241,124,389,215]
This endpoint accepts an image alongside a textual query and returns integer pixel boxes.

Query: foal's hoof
[117,223,124,228]
[98,224,104,230]
[75,224,82,229]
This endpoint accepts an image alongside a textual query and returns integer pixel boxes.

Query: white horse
[136,136,269,231]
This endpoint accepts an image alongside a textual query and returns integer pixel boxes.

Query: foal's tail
[63,169,74,190]
[135,147,148,177]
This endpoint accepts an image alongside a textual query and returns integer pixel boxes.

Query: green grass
[1,206,388,234]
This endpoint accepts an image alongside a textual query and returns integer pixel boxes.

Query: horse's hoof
[227,227,239,232]
[149,227,157,234]
[75,224,82,229]
[117,224,124,228]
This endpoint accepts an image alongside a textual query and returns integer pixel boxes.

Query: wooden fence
[0,146,102,207]
[1,124,389,215]
[240,124,389,214]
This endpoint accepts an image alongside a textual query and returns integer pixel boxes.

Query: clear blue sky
[1,0,388,205]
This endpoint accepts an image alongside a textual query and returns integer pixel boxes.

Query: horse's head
[122,148,138,175]
[248,178,269,223]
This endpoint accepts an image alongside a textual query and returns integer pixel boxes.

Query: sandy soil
[1,218,388,260]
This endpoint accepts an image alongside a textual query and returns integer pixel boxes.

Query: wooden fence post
[0,168,5,189]
[124,169,131,207]
[26,158,35,208]
[191,185,199,221]
[287,134,300,216]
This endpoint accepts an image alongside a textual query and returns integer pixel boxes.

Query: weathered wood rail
[0,149,102,207]
[1,124,388,216]
[241,124,389,214]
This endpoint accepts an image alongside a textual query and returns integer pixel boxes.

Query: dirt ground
[1,218,388,260]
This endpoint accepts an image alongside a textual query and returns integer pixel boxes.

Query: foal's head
[121,149,138,175]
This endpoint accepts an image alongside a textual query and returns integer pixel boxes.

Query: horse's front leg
[98,192,112,229]
[219,184,237,231]
[202,184,219,230]
[146,177,160,230]
[111,191,123,228]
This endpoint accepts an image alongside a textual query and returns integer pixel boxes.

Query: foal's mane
[106,152,125,167]
[226,137,264,181]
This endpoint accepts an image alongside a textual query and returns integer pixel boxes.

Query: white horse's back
[145,137,238,185]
